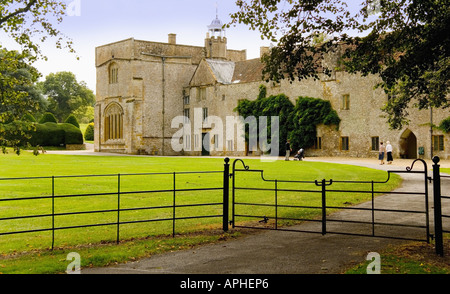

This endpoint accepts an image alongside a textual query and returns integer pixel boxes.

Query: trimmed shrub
[29,122,65,146]
[1,121,83,147]
[26,122,84,146]
[22,113,37,122]
[64,114,80,129]
[84,122,94,141]
[60,123,84,145]
[39,112,58,124]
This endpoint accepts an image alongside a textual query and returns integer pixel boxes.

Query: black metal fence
[231,157,448,256]
[0,157,447,256]
[0,162,230,249]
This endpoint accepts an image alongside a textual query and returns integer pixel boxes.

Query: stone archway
[399,129,417,159]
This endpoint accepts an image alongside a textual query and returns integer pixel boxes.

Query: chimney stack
[260,46,270,58]
[168,33,177,44]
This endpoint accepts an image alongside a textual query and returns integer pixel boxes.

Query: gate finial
[432,156,440,164]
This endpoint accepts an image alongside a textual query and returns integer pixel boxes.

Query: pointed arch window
[104,103,124,141]
[109,63,119,84]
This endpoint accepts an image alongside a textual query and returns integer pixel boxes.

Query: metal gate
[230,158,434,244]
[432,156,449,256]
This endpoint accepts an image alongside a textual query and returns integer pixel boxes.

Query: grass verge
[0,228,242,274]
[344,236,450,274]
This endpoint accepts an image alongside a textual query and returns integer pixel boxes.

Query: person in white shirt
[386,141,393,164]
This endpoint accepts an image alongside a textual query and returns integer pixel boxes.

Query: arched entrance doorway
[399,129,417,159]
[202,133,210,156]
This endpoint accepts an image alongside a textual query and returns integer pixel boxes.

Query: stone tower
[205,12,227,60]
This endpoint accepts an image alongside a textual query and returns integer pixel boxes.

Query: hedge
[39,112,58,124]
[84,122,94,141]
[64,114,80,129]
[22,113,37,122]
[59,123,84,145]
[29,122,66,146]
[2,121,83,147]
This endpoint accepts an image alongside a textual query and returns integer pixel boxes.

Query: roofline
[95,37,247,55]
[95,38,136,49]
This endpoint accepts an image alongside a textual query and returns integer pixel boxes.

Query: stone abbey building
[94,16,449,160]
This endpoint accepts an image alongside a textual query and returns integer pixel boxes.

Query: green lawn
[0,151,402,273]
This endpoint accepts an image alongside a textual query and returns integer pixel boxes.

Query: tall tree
[40,71,95,122]
[0,0,75,151]
[0,49,42,123]
[0,48,43,149]
[229,0,449,129]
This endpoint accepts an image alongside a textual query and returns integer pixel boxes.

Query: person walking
[386,141,393,164]
[285,140,292,161]
[379,142,385,165]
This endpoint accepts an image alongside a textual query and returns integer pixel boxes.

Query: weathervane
[216,1,218,18]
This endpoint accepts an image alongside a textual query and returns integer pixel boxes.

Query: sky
[1,0,276,92]
[0,0,371,93]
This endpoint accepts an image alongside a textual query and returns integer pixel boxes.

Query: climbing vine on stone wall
[235,85,341,155]
[234,85,294,155]
[289,97,341,151]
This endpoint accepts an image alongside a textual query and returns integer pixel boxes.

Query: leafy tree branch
[0,0,75,59]
[229,0,449,129]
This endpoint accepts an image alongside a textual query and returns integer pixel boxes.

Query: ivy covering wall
[290,96,341,151]
[234,85,340,155]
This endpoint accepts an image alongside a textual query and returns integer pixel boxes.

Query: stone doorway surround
[399,129,418,159]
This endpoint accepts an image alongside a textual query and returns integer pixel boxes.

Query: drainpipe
[162,56,166,155]
[430,107,433,159]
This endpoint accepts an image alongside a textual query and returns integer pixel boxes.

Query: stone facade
[94,34,246,155]
[95,18,449,160]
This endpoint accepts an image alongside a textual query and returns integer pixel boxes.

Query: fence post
[117,174,121,244]
[371,180,375,237]
[275,179,278,230]
[432,156,444,257]
[52,176,55,250]
[223,158,230,232]
[173,172,176,237]
[321,179,327,236]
